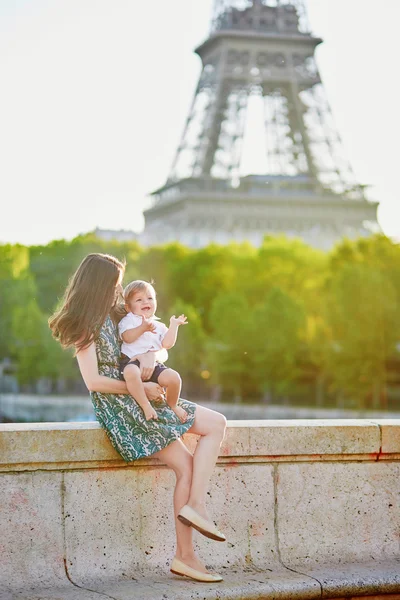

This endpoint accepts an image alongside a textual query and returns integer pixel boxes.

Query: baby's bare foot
[144,406,158,421]
[172,405,188,423]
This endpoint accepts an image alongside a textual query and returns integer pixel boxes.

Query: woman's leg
[153,438,209,573]
[186,405,227,520]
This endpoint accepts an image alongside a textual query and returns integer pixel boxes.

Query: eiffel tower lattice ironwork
[142,0,379,249]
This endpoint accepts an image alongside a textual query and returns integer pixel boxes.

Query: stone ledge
[2,559,399,600]
[1,419,399,471]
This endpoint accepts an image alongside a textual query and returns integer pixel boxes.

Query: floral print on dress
[90,316,197,462]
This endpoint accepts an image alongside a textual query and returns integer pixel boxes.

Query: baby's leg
[158,368,181,406]
[124,363,157,421]
[158,369,188,423]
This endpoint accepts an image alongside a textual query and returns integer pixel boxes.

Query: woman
[49,252,227,583]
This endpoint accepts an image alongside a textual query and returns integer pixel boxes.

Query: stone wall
[1,419,399,593]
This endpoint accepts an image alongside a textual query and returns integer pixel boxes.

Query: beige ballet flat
[177,505,226,542]
[170,557,223,583]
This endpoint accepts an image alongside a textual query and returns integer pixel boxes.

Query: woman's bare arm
[76,342,164,399]
[76,342,129,394]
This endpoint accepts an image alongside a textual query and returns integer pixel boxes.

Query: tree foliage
[0,233,399,408]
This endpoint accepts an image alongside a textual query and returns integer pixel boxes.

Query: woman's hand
[137,352,156,381]
[143,381,165,402]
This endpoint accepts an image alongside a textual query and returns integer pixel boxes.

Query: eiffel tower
[142,0,379,249]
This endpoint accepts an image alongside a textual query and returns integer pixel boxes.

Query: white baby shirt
[118,312,169,360]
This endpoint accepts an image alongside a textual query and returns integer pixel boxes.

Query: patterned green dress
[90,315,197,462]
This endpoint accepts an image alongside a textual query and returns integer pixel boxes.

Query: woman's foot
[187,501,211,522]
[171,555,223,583]
[174,553,208,574]
[178,504,226,542]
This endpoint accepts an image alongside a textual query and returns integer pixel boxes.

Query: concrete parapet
[0,418,399,599]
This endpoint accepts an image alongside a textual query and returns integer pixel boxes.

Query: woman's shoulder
[95,315,120,356]
[98,314,118,339]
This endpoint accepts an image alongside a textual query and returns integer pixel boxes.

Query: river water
[1,393,399,423]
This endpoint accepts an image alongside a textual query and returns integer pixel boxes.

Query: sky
[0,0,399,246]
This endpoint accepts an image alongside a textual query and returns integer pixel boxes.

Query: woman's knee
[188,405,227,439]
[215,413,227,441]
[210,411,227,442]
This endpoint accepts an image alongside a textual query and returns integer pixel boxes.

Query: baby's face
[127,288,156,318]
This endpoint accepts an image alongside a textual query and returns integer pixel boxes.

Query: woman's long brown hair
[49,253,126,352]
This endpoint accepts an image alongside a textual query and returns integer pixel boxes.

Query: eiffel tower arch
[142,0,379,249]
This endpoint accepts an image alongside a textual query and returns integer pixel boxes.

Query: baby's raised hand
[170,314,188,326]
[142,316,156,333]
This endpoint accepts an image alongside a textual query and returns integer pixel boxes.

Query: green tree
[326,263,399,408]
[163,300,207,393]
[209,292,257,399]
[29,233,142,313]
[11,300,48,384]
[252,287,305,400]
[255,235,326,303]
[2,231,400,405]
[171,243,256,331]
[11,294,77,387]
[0,244,33,360]
[136,243,191,313]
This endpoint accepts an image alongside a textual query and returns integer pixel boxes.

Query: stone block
[63,462,278,583]
[64,466,145,583]
[220,421,251,457]
[276,462,400,568]
[0,471,66,590]
[369,419,400,455]
[249,420,380,458]
[194,463,277,570]
[0,422,120,466]
[303,559,400,598]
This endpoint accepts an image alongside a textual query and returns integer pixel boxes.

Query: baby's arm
[121,317,156,344]
[162,314,188,349]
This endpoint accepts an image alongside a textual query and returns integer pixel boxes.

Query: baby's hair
[124,280,156,304]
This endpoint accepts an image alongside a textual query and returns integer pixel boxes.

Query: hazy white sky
[0,0,399,245]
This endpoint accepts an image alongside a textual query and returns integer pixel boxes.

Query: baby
[118,280,188,422]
